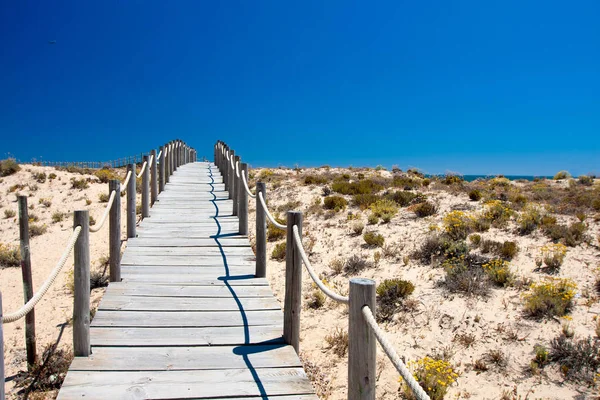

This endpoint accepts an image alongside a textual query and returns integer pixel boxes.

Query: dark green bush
[331,179,383,195]
[352,193,380,210]
[385,191,417,207]
[413,201,437,217]
[468,189,482,201]
[500,241,519,260]
[323,195,348,211]
[376,278,415,321]
[550,335,600,383]
[363,231,384,247]
[344,254,373,274]
[0,158,20,177]
[70,178,89,190]
[392,176,420,190]
[304,175,328,185]
[271,242,286,261]
[443,254,491,296]
[32,172,47,183]
[267,216,286,242]
[442,174,464,185]
[0,243,21,268]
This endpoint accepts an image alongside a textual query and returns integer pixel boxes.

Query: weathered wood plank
[124,246,253,256]
[126,237,250,247]
[90,325,284,346]
[69,345,301,371]
[122,275,267,285]
[91,310,282,327]
[98,295,280,311]
[121,257,255,267]
[105,283,272,297]
[58,368,314,399]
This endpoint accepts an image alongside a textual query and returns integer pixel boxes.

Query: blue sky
[1,1,598,175]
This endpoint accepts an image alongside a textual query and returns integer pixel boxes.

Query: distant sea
[427,175,554,182]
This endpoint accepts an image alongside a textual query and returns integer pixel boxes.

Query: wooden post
[126,164,136,238]
[109,180,121,282]
[228,150,235,199]
[284,211,302,353]
[159,145,165,192]
[223,147,230,191]
[150,149,157,204]
[239,163,249,235]
[142,155,150,218]
[348,278,376,400]
[18,196,36,368]
[174,141,179,170]
[255,182,266,278]
[169,141,175,177]
[164,143,170,184]
[0,291,5,400]
[232,155,240,216]
[73,210,91,357]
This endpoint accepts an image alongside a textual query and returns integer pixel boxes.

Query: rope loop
[120,170,132,193]
[362,306,431,400]
[136,161,148,178]
[292,225,349,304]
[235,161,240,178]
[2,226,83,324]
[258,192,286,229]
[241,170,256,198]
[89,190,116,233]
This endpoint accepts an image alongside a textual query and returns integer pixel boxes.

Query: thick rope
[258,192,286,229]
[89,190,116,233]
[163,147,168,158]
[136,161,147,178]
[362,306,431,400]
[230,154,235,169]
[157,150,162,159]
[120,170,132,193]
[241,170,256,198]
[2,226,82,324]
[148,154,154,165]
[292,225,349,304]
[235,160,240,178]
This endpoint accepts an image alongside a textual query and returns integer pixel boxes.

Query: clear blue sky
[1,1,598,175]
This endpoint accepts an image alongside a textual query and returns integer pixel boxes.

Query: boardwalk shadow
[208,166,270,399]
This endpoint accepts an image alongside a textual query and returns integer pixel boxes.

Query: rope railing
[292,225,349,304]
[2,226,82,324]
[89,190,116,233]
[120,170,132,193]
[362,306,430,400]
[235,160,240,178]
[241,169,256,198]
[136,161,147,178]
[258,192,286,229]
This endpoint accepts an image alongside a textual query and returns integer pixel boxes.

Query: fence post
[223,147,230,191]
[109,180,121,282]
[159,145,165,192]
[142,155,150,218]
[174,141,179,170]
[255,182,266,278]
[0,291,5,400]
[18,196,36,368]
[170,141,175,176]
[348,278,376,400]
[126,164,136,238]
[228,150,235,199]
[284,211,302,353]
[232,155,240,216]
[214,143,217,166]
[150,149,157,204]
[239,163,249,235]
[73,210,91,357]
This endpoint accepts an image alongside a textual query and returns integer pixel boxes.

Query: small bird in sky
[48,40,56,44]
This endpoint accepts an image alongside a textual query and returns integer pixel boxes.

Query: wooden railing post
[126,163,136,238]
[142,155,150,218]
[158,146,165,193]
[232,155,240,216]
[165,143,170,184]
[0,291,5,400]
[348,278,376,400]
[214,143,218,166]
[18,196,36,368]
[173,141,178,171]
[255,182,267,278]
[284,211,302,353]
[228,150,235,200]
[223,146,229,191]
[170,141,175,175]
[109,180,121,282]
[239,163,249,235]
[73,210,91,357]
[150,149,158,204]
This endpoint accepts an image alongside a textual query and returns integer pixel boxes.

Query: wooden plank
[126,238,251,247]
[98,295,280,311]
[122,275,267,285]
[58,368,314,399]
[121,256,255,266]
[124,246,253,256]
[91,310,282,327]
[106,283,273,297]
[69,344,301,371]
[90,325,284,346]
[121,266,255,275]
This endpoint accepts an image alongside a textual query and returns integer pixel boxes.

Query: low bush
[271,242,286,261]
[38,198,52,207]
[367,213,379,225]
[307,288,326,309]
[363,231,384,247]
[544,221,587,247]
[0,243,21,268]
[4,209,16,219]
[549,335,600,383]
[303,174,328,185]
[392,176,420,190]
[483,259,515,287]
[403,356,459,400]
[95,168,119,183]
[468,234,481,247]
[329,258,344,275]
[540,243,567,269]
[48,173,57,180]
[518,204,545,234]
[331,179,383,195]
[0,158,20,177]
[99,192,110,202]
[323,195,348,211]
[344,254,373,274]
[29,224,48,237]
[443,254,491,296]
[468,189,482,201]
[499,241,519,260]
[370,199,398,219]
[413,201,437,217]
[90,269,109,289]
[578,175,594,186]
[267,216,286,241]
[51,211,65,223]
[70,178,89,190]
[443,210,473,240]
[352,193,380,209]
[385,191,418,207]
[523,278,577,318]
[376,278,415,321]
[32,172,47,183]
[442,174,463,185]
[482,200,514,227]
[13,344,72,395]
[554,170,571,180]
[324,327,349,357]
[351,221,364,235]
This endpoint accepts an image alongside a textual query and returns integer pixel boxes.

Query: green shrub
[469,234,481,246]
[483,259,514,287]
[392,176,420,190]
[443,211,473,240]
[540,243,567,269]
[0,243,21,268]
[468,189,482,201]
[442,174,463,185]
[443,254,491,296]
[95,168,119,183]
[352,193,380,210]
[307,288,326,309]
[32,172,47,183]
[578,175,594,186]
[554,170,571,180]
[351,221,364,235]
[482,200,513,227]
[331,179,383,195]
[500,241,519,260]
[29,224,47,237]
[70,178,89,190]
[303,174,328,185]
[38,198,52,207]
[0,158,20,177]
[523,278,577,318]
[4,209,16,219]
[99,193,109,203]
[385,191,418,207]
[367,213,379,225]
[363,231,384,247]
[376,278,415,321]
[323,195,348,211]
[48,173,57,180]
[51,212,65,223]
[267,216,286,242]
[344,254,373,273]
[549,335,600,383]
[370,199,398,219]
[544,222,587,247]
[271,242,286,261]
[518,204,545,234]
[413,201,437,218]
[403,357,459,400]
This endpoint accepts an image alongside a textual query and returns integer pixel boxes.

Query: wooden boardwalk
[58,162,318,399]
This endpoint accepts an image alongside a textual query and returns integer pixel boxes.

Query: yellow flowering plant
[523,277,577,318]
[402,356,459,400]
[540,243,567,269]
